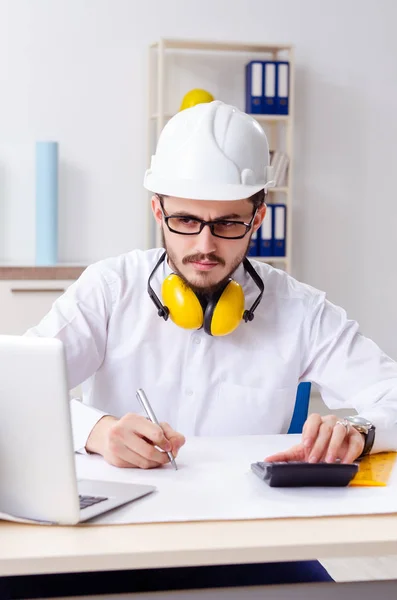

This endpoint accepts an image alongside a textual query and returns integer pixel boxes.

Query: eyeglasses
[158,197,257,240]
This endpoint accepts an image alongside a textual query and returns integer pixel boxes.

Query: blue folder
[258,205,273,256]
[245,61,264,114]
[275,61,289,115]
[245,61,276,114]
[248,227,259,257]
[272,204,286,256]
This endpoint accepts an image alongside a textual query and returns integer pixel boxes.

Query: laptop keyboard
[79,494,108,510]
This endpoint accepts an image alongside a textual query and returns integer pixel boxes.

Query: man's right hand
[85,413,186,469]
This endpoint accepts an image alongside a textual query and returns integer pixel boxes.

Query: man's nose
[195,224,218,254]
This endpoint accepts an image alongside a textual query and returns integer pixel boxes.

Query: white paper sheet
[74,435,397,525]
[0,512,48,525]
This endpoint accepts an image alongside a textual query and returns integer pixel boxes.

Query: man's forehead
[163,196,251,216]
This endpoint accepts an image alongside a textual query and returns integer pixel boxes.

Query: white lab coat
[26,248,397,454]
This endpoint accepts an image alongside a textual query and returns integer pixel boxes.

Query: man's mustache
[182,253,225,266]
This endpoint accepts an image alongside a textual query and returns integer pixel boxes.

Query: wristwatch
[344,416,376,457]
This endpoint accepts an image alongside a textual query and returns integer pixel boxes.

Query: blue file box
[258,205,273,256]
[245,61,276,114]
[245,61,264,114]
[275,61,290,115]
[248,228,259,257]
[272,204,286,256]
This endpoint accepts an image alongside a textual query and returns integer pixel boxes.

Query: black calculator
[251,461,359,487]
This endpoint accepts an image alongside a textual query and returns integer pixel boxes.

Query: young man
[25,100,397,585]
[26,99,397,466]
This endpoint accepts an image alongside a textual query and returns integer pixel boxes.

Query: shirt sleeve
[24,263,115,452]
[301,292,397,453]
[70,398,109,454]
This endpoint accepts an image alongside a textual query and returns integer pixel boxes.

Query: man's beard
[161,228,251,299]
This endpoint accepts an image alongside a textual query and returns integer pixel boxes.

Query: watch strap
[357,425,376,458]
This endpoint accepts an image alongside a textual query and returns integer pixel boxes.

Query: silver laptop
[0,335,155,525]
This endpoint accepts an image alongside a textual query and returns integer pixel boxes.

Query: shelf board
[151,113,290,123]
[250,114,290,123]
[268,187,288,193]
[150,39,292,54]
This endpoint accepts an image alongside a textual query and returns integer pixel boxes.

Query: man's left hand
[265,413,364,464]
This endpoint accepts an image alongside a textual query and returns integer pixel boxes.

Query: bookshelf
[147,38,294,273]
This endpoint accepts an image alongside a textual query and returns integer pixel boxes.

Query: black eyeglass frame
[157,196,258,240]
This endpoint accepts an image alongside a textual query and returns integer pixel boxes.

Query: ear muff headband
[147,251,264,336]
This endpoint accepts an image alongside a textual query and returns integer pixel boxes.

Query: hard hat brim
[144,171,271,201]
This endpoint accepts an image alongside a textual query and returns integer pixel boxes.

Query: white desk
[1,513,397,577]
[1,435,397,597]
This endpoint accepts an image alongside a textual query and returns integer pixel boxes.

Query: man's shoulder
[83,248,164,281]
[249,259,325,305]
[70,249,163,304]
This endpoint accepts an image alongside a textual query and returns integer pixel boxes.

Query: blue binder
[247,227,259,257]
[245,61,276,114]
[275,61,289,115]
[272,204,286,256]
[262,61,276,114]
[258,205,273,256]
[245,61,264,114]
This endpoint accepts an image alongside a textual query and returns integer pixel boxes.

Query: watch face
[345,416,373,428]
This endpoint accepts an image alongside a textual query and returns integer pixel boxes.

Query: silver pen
[136,388,178,470]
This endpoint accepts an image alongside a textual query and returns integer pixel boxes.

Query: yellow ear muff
[205,280,245,336]
[161,274,204,330]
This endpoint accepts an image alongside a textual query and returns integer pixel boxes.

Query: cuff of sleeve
[370,428,397,454]
[356,411,397,454]
[70,398,110,454]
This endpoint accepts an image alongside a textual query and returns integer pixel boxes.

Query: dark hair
[248,188,266,210]
[157,189,266,208]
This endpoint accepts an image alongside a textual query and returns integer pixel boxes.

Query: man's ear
[253,203,267,233]
[151,194,162,226]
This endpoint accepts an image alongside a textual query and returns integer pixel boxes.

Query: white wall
[1,0,397,357]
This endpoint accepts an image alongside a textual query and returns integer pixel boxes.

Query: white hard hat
[144,101,275,201]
